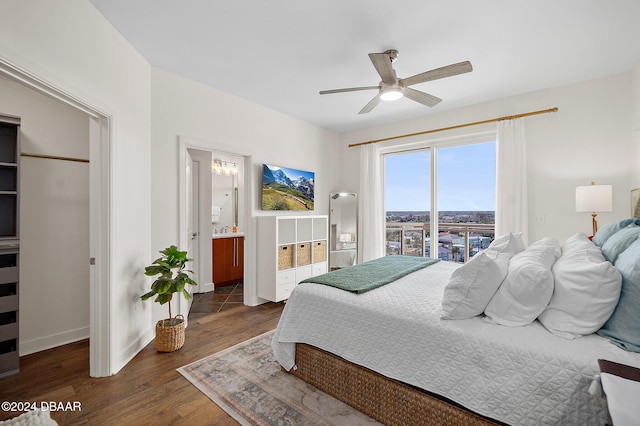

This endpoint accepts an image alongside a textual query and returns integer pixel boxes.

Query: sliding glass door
[436,142,496,261]
[385,150,430,257]
[384,141,496,262]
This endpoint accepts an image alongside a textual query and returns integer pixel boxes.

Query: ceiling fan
[319,49,472,114]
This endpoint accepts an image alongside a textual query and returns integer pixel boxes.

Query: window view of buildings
[383,141,496,263]
[386,210,495,262]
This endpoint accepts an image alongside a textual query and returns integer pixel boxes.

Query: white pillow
[598,359,640,426]
[441,250,510,320]
[484,237,561,326]
[538,249,622,339]
[527,236,562,259]
[488,232,525,255]
[562,232,599,255]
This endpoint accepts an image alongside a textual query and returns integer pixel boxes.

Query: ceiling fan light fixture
[380,87,403,101]
[319,50,472,113]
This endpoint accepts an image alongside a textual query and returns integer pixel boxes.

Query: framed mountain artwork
[261,164,314,211]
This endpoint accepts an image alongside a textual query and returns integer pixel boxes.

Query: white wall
[339,73,635,243]
[150,68,339,310]
[0,76,90,355]
[0,0,152,374]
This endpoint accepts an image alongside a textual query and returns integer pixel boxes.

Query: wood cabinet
[257,215,328,302]
[212,236,244,287]
[0,116,19,377]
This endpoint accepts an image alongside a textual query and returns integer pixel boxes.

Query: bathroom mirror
[329,192,358,270]
[211,163,238,233]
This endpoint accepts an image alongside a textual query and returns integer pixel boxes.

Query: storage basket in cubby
[313,240,327,263]
[278,244,294,270]
[297,243,311,266]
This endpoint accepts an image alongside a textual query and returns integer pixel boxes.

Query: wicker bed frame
[289,343,503,426]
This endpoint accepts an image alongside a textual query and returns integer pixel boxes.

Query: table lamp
[576,182,613,236]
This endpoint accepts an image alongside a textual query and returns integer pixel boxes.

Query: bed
[329,248,357,269]
[272,220,640,425]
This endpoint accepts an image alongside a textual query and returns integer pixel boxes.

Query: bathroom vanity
[212,233,244,287]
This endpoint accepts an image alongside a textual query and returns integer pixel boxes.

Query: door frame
[178,137,257,306]
[0,56,112,377]
[186,148,212,295]
[190,159,200,287]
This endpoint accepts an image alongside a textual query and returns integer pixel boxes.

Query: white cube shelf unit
[257,215,328,302]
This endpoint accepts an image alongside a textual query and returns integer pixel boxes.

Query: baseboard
[111,327,154,376]
[198,282,214,293]
[19,326,90,356]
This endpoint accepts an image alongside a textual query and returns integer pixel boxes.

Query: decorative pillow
[601,225,640,263]
[562,232,599,255]
[525,237,562,262]
[484,237,561,326]
[598,359,640,426]
[597,238,640,352]
[441,250,510,320]
[538,248,621,339]
[592,218,640,247]
[487,232,525,255]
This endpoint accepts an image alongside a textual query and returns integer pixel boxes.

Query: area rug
[178,330,380,426]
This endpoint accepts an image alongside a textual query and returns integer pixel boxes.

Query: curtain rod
[21,152,89,163]
[348,107,558,148]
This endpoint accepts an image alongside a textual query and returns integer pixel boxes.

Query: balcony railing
[386,222,495,263]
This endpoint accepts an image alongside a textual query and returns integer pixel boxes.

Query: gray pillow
[601,225,640,263]
[592,218,639,247]
[597,237,640,352]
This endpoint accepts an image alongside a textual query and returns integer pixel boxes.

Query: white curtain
[359,144,385,261]
[496,118,529,244]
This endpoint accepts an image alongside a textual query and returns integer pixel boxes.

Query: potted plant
[141,245,198,352]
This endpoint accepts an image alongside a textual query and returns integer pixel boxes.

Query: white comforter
[272,261,640,426]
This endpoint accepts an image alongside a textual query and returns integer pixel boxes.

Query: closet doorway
[0,61,111,377]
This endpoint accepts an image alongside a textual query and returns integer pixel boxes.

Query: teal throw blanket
[300,255,439,294]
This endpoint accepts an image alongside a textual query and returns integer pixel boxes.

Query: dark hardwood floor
[0,288,285,425]
[190,282,245,315]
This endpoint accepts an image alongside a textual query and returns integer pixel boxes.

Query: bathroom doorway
[178,137,253,311]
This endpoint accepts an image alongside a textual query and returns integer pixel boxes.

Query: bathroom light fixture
[212,159,238,176]
[576,181,612,235]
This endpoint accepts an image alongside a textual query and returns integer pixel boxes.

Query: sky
[385,142,496,211]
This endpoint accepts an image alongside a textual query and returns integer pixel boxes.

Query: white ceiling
[88,0,640,134]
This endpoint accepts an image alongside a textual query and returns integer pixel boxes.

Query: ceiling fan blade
[319,86,379,95]
[368,53,397,84]
[401,61,473,87]
[358,94,382,114]
[403,87,442,107]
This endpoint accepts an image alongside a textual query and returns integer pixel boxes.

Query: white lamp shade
[576,185,613,212]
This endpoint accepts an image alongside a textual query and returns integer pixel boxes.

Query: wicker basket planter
[155,314,185,352]
[141,245,197,354]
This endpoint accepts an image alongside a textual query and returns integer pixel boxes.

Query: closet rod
[21,152,89,163]
[348,107,558,148]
